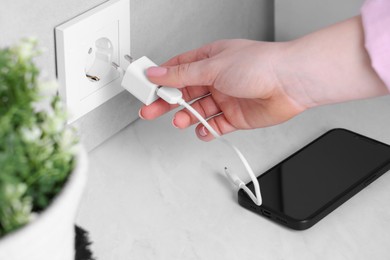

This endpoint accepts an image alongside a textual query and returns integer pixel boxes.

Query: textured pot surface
[0,146,88,260]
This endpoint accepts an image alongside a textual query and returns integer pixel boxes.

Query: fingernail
[138,109,145,119]
[199,126,208,137]
[172,117,179,128]
[147,66,168,77]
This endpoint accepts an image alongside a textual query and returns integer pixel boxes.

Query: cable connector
[224,167,245,187]
[156,87,183,105]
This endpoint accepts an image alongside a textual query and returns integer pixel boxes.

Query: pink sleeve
[361,0,390,90]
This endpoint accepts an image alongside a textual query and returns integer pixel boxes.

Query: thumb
[146,59,217,88]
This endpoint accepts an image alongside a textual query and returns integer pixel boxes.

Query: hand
[140,16,388,141]
[140,39,306,141]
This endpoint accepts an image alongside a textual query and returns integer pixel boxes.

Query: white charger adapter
[118,56,263,206]
[121,56,160,105]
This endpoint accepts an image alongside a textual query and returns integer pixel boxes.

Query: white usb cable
[117,56,262,206]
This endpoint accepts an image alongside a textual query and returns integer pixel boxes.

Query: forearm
[277,16,388,108]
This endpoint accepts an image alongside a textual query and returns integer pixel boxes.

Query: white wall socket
[55,0,130,123]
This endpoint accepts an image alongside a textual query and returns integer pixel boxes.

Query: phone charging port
[262,210,271,218]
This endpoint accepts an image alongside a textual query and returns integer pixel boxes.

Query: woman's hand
[140,39,305,141]
[139,16,388,141]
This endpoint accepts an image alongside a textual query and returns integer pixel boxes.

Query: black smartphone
[238,128,390,230]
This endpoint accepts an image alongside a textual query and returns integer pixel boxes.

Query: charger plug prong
[124,54,133,64]
[111,62,120,70]
[111,62,125,78]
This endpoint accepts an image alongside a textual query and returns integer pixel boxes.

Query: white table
[77,96,390,259]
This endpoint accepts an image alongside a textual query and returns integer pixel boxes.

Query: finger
[195,114,238,142]
[173,95,222,129]
[139,99,178,120]
[146,58,218,88]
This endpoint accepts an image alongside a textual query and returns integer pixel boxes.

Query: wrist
[275,16,389,110]
[272,40,317,109]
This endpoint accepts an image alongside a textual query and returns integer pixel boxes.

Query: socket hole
[85,37,114,82]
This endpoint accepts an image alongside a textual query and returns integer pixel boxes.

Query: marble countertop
[76,96,390,260]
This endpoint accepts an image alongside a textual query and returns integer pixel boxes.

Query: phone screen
[243,129,390,228]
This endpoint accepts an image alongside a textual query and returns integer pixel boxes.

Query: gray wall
[275,0,364,41]
[0,0,274,151]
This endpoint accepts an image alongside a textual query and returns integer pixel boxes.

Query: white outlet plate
[55,0,130,123]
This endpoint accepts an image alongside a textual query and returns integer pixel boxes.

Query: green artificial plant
[0,39,77,237]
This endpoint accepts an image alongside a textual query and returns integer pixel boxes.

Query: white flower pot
[0,146,88,260]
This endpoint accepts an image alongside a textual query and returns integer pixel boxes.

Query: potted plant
[0,39,88,259]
